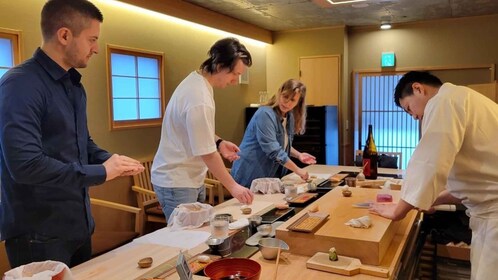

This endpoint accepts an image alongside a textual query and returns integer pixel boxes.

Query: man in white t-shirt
[369,71,498,280]
[151,38,254,221]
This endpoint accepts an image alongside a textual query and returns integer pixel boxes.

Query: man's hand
[103,154,145,181]
[369,199,414,221]
[219,140,240,162]
[298,152,317,165]
[369,203,398,219]
[228,184,254,205]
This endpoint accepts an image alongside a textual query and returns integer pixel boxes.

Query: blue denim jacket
[231,106,295,187]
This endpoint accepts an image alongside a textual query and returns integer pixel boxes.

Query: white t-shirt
[401,83,498,217]
[151,71,217,188]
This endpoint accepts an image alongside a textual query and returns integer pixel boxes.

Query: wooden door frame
[299,54,343,164]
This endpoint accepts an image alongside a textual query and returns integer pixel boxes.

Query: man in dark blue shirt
[0,0,144,268]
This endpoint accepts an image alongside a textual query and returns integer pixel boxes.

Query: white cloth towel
[229,218,249,230]
[250,178,282,194]
[167,202,213,231]
[4,261,73,280]
[345,215,372,228]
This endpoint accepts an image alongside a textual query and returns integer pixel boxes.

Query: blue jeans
[5,233,91,268]
[153,184,206,222]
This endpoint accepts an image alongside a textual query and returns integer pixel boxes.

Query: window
[0,28,22,79]
[354,66,493,169]
[107,45,165,130]
[355,73,419,169]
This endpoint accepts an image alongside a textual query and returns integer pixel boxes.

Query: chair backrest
[133,159,155,209]
[1,240,10,275]
[131,159,166,234]
[355,150,402,169]
[89,198,141,256]
[205,169,232,205]
[378,152,402,169]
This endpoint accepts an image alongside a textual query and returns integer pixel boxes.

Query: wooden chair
[204,169,233,205]
[1,240,10,276]
[131,159,167,235]
[131,159,218,233]
[379,151,403,169]
[90,198,142,257]
[0,199,141,265]
[355,150,403,169]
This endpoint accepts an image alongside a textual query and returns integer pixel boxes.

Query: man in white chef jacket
[369,71,498,280]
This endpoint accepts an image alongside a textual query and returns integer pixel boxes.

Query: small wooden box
[276,187,401,265]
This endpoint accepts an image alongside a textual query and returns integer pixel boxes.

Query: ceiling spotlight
[380,22,392,30]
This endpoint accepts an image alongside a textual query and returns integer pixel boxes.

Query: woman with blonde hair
[231,79,316,188]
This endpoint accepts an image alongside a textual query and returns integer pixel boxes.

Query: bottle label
[363,159,371,176]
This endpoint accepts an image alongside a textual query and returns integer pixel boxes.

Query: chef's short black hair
[394,71,442,107]
[200,37,252,74]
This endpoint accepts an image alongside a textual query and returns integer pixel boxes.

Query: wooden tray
[330,173,349,183]
[287,212,329,233]
[289,192,318,204]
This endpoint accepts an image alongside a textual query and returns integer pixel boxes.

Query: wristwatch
[216,138,223,150]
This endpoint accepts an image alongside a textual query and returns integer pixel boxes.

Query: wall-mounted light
[380,21,392,30]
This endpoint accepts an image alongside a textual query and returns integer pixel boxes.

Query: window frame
[354,71,419,169]
[353,64,494,169]
[0,28,22,74]
[106,44,166,130]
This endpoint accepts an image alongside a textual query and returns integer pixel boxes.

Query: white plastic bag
[167,202,213,231]
[4,260,73,280]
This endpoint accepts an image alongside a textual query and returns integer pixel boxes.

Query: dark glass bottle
[362,124,378,179]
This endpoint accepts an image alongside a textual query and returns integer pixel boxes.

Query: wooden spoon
[272,246,282,280]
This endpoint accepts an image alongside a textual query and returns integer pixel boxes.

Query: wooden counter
[255,210,418,279]
[72,165,416,280]
[276,187,403,265]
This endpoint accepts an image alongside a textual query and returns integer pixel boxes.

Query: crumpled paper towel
[345,215,372,228]
[4,260,73,280]
[250,178,282,194]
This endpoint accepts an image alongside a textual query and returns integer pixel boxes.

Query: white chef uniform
[401,83,498,280]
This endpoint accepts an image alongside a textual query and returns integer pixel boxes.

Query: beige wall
[345,14,498,161]
[348,15,498,79]
[267,27,346,95]
[0,0,267,160]
[267,27,348,161]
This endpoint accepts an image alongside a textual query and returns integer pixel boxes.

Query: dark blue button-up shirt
[0,48,111,241]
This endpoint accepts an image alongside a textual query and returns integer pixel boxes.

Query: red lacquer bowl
[204,258,261,280]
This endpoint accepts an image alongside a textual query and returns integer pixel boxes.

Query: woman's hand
[295,168,309,181]
[298,152,316,165]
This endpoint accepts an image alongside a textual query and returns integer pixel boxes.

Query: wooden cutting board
[276,187,401,266]
[307,252,389,278]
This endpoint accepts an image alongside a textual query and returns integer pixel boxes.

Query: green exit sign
[381,52,396,67]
